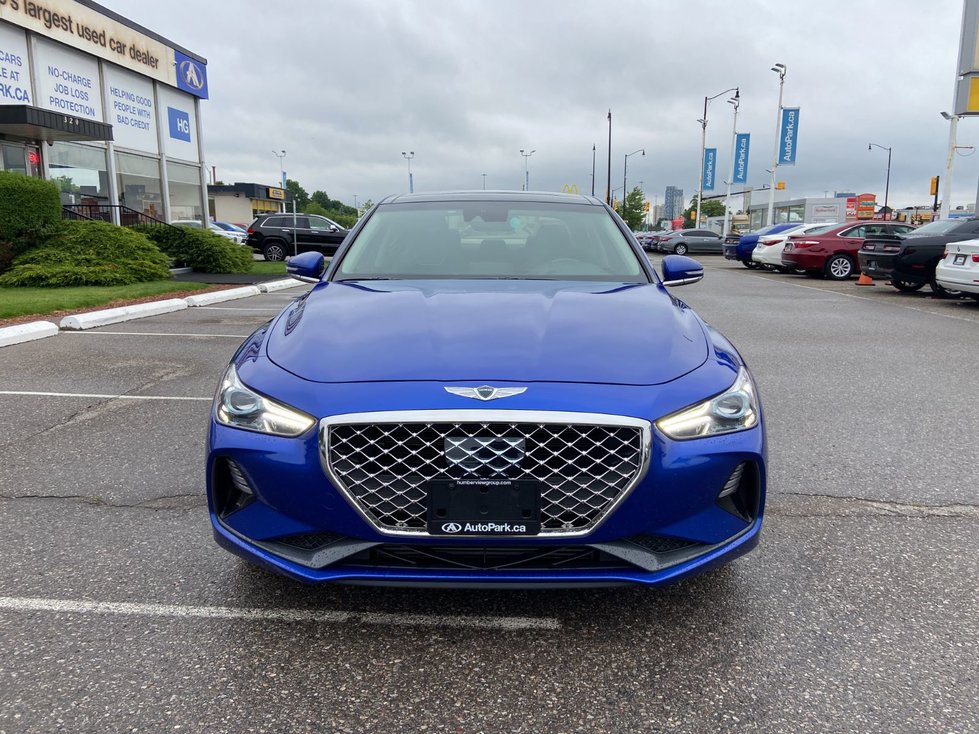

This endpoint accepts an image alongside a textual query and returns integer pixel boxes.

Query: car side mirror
[286,251,325,283]
[661,254,704,287]
[329,224,340,232]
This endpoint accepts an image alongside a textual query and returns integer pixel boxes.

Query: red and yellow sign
[856,193,877,220]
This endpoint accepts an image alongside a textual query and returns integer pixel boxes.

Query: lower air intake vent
[626,534,698,554]
[275,532,344,550]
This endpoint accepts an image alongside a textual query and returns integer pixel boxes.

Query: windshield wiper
[334,277,393,281]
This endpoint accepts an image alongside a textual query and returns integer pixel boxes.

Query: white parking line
[195,306,283,312]
[0,390,210,401]
[64,331,249,338]
[0,596,561,631]
[745,272,979,324]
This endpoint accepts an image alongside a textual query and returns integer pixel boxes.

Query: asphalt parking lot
[1,261,977,734]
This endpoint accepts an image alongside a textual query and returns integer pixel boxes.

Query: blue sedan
[207,191,766,586]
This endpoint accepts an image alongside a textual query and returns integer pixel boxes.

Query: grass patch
[0,280,211,321]
[249,260,287,276]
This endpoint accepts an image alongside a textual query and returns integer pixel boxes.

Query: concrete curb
[0,321,60,348]
[184,286,262,307]
[258,278,306,293]
[59,299,189,330]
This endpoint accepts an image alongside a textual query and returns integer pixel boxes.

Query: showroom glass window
[117,152,164,220]
[48,142,109,205]
[167,160,203,221]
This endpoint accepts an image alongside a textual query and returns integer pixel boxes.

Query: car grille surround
[319,410,651,537]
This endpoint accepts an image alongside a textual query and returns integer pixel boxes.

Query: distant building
[208,182,288,224]
[663,186,684,221]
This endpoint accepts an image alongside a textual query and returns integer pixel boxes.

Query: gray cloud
[110,0,979,210]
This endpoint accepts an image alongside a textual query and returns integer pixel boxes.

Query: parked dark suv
[246,213,349,261]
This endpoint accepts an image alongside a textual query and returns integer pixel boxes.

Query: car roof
[379,190,605,206]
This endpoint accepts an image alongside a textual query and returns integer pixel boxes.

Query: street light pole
[482,173,487,190]
[623,148,645,215]
[723,89,740,238]
[868,143,892,217]
[766,63,787,226]
[401,151,415,193]
[520,149,536,191]
[272,150,286,212]
[940,112,959,220]
[591,144,596,197]
[696,87,738,227]
[606,110,612,204]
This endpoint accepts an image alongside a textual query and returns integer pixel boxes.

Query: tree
[619,186,646,230]
[285,178,309,211]
[683,196,725,227]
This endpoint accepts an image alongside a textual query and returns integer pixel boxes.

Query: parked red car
[781,221,915,279]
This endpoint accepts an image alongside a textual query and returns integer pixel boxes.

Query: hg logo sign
[167,107,191,142]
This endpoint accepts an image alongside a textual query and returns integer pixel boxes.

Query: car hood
[266,280,709,385]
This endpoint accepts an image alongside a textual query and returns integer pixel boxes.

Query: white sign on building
[0,21,32,105]
[33,37,103,121]
[102,62,157,153]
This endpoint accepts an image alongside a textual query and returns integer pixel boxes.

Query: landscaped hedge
[0,220,171,287]
[133,224,253,273]
[0,172,62,272]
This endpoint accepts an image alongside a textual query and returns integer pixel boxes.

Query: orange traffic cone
[856,272,874,286]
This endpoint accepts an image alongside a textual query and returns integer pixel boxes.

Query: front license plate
[866,259,877,269]
[427,479,541,535]
[954,254,967,265]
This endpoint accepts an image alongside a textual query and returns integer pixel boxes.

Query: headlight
[656,367,758,440]
[214,364,316,437]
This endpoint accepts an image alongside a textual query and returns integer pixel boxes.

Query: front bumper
[207,397,766,586]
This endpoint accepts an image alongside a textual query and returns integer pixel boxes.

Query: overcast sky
[106,0,979,210]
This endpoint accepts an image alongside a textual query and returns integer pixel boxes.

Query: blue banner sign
[779,107,800,165]
[703,148,717,191]
[733,133,750,184]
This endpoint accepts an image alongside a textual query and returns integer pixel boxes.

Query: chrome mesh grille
[322,415,648,536]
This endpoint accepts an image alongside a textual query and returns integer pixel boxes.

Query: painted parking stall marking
[0,596,561,631]
[0,391,211,401]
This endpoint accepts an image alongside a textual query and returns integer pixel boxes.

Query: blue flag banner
[733,133,750,184]
[703,148,717,191]
[779,108,800,166]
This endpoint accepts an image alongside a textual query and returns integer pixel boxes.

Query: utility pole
[606,110,612,204]
[591,144,596,197]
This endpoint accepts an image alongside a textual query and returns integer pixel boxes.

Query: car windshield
[332,201,648,282]
[906,219,965,235]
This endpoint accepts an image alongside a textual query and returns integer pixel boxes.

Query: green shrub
[134,224,253,273]
[0,220,171,287]
[0,172,63,272]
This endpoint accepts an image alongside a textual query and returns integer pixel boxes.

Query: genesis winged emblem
[444,386,528,401]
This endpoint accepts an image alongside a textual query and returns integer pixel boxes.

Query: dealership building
[0,0,208,224]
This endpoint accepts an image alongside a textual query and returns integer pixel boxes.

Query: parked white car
[752,222,837,271]
[171,219,247,245]
[935,239,979,301]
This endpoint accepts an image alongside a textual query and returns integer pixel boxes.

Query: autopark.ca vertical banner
[702,148,717,190]
[733,133,750,184]
[779,107,800,165]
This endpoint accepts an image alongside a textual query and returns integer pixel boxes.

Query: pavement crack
[771,492,979,519]
[0,492,206,511]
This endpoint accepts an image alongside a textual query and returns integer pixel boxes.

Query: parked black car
[246,213,349,261]
[858,218,979,296]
